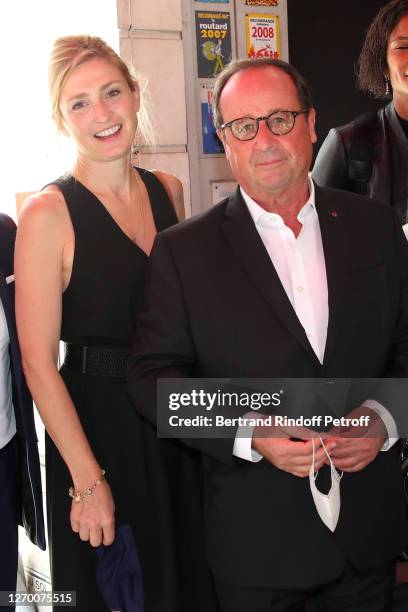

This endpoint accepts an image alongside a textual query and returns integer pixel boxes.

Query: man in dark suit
[127,58,408,611]
[0,213,45,608]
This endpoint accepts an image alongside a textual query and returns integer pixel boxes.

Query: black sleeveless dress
[45,170,216,612]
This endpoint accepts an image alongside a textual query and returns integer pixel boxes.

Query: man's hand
[252,417,336,477]
[324,405,387,472]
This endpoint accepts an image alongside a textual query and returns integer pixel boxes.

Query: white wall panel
[119,0,189,214]
[118,0,182,31]
[117,0,131,30]
[120,35,187,147]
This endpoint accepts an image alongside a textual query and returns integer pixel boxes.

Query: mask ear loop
[318,434,343,481]
[311,437,319,480]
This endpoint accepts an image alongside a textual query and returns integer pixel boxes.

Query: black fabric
[214,576,306,612]
[313,562,395,612]
[56,169,177,346]
[128,185,408,590]
[0,437,19,611]
[312,102,408,224]
[64,344,132,377]
[215,562,395,612]
[348,111,377,195]
[46,169,216,612]
[396,114,408,140]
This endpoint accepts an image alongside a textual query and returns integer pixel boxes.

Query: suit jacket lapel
[315,186,350,366]
[221,189,319,363]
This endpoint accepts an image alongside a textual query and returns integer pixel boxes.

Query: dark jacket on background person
[0,213,45,550]
[312,102,408,224]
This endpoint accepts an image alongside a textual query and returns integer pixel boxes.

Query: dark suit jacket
[312,102,408,224]
[127,185,408,589]
[0,214,45,550]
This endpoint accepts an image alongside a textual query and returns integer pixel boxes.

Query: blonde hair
[48,34,154,147]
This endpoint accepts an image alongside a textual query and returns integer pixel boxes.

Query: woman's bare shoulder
[19,184,70,228]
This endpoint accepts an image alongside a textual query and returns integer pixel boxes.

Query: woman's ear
[52,113,70,137]
[60,118,70,138]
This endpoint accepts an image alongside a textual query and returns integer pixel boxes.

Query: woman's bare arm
[15,190,115,547]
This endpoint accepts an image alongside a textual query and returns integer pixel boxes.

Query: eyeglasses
[220,109,309,141]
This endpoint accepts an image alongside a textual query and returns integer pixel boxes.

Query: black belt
[63,344,132,377]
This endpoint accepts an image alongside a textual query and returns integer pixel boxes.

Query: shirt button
[297,286,304,292]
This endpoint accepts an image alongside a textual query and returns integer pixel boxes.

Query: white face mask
[309,436,343,532]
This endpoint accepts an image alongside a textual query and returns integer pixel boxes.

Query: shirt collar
[241,174,316,227]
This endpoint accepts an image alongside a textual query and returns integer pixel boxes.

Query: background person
[15,35,213,612]
[0,213,45,611]
[312,0,408,224]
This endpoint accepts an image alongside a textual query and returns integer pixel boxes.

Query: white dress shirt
[233,177,397,462]
[0,298,15,449]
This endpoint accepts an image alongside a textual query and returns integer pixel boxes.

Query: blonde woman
[15,35,212,612]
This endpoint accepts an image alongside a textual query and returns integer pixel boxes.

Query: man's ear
[216,127,227,146]
[216,128,226,154]
[307,107,317,145]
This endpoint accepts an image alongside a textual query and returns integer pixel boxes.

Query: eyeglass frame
[220,108,310,141]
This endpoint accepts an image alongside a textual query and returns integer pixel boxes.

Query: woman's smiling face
[59,57,140,163]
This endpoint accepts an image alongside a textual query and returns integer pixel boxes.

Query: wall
[117,1,389,208]
[118,0,288,215]
[183,0,288,214]
[117,0,192,215]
